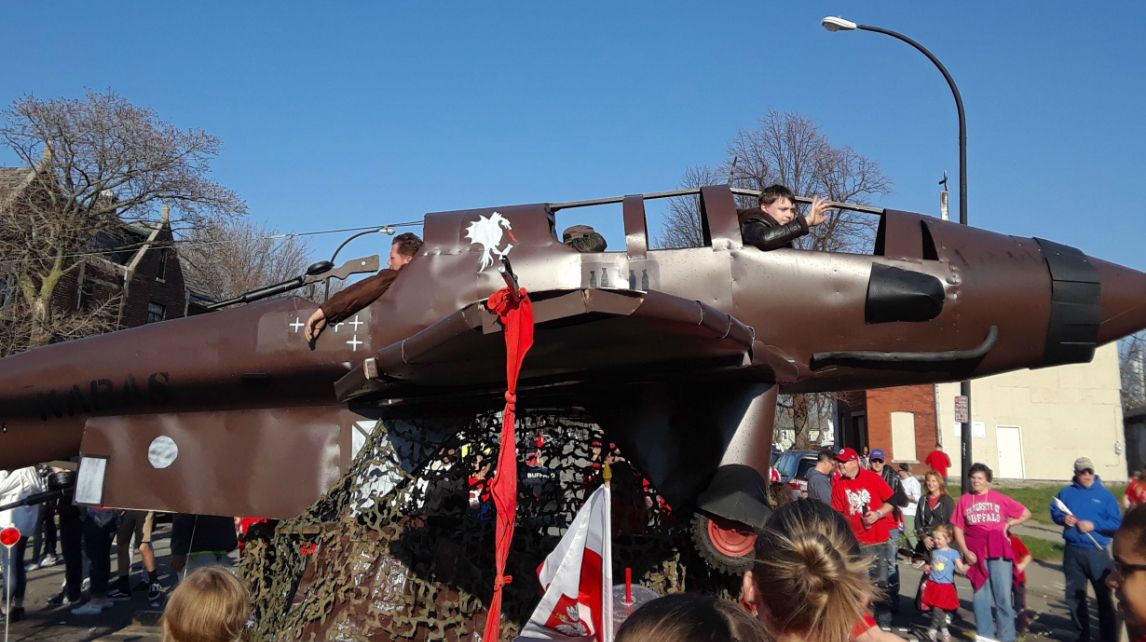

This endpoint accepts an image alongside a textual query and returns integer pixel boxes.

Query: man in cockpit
[303,232,423,342]
[738,184,835,250]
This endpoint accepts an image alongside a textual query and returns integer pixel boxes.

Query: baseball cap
[1073,457,1095,473]
[870,448,887,461]
[835,447,859,462]
[898,463,911,472]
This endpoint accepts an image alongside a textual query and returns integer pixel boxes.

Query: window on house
[147,302,166,323]
[0,274,14,309]
[891,411,918,462]
[156,249,169,282]
[78,281,95,311]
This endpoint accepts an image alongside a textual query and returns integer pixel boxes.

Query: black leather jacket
[737,208,809,250]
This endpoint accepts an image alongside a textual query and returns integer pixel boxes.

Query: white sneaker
[71,600,111,616]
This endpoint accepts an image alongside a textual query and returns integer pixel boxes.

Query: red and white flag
[516,483,613,642]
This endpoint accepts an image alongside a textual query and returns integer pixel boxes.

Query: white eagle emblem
[553,603,591,637]
[465,211,515,271]
[845,488,873,516]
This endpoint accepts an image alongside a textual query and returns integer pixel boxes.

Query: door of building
[996,425,1025,479]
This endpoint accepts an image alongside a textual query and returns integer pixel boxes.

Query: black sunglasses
[871,459,885,464]
[1114,556,1146,576]
[1077,468,1095,475]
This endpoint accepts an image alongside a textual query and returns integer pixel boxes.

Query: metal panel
[80,406,352,518]
[623,194,648,259]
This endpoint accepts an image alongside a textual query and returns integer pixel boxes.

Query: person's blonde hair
[749,500,875,642]
[923,470,949,497]
[616,592,772,642]
[931,523,955,542]
[162,567,250,642]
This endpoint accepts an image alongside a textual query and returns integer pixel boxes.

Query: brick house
[836,385,939,464]
[0,165,205,339]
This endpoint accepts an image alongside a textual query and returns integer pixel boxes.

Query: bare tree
[179,219,314,303]
[659,111,892,448]
[1121,331,1146,409]
[0,90,246,350]
[659,110,891,254]
[657,166,727,249]
[775,392,836,450]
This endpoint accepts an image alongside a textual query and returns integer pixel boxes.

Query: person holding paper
[1050,456,1122,642]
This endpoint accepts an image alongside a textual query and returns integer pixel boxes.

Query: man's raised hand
[304,308,327,342]
[805,196,835,227]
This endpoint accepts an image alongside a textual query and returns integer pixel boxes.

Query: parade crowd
[2,446,1146,642]
[642,447,1146,642]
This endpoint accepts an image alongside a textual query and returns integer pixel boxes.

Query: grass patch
[995,482,1127,524]
[994,485,1060,523]
[1019,535,1064,561]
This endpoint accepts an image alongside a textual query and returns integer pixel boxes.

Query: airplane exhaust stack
[1092,256,1146,345]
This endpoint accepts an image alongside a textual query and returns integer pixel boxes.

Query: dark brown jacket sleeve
[319,270,398,323]
[738,208,809,251]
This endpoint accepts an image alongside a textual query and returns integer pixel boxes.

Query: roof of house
[0,167,34,204]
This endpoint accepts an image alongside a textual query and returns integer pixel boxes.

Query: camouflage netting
[241,409,739,641]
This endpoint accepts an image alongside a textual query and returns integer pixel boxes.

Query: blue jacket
[1050,476,1122,549]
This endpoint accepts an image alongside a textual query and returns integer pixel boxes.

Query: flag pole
[602,463,614,642]
[5,546,11,642]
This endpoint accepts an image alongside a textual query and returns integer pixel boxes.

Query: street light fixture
[822,16,974,493]
[820,16,857,32]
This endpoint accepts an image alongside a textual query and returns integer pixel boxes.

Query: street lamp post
[822,16,973,493]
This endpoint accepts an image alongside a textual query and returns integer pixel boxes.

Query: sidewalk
[2,520,175,642]
[1010,519,1063,543]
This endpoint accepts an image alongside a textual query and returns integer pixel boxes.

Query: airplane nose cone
[1092,256,1146,345]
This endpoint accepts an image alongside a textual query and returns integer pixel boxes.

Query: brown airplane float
[2,183,1144,570]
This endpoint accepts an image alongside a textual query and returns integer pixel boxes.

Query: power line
[0,220,424,268]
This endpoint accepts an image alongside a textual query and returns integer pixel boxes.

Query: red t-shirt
[1010,535,1030,585]
[1127,478,1146,507]
[832,468,894,545]
[850,613,878,639]
[925,450,951,478]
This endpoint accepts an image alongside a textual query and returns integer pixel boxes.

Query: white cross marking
[346,335,364,351]
[333,322,344,333]
[348,315,365,330]
[289,316,305,333]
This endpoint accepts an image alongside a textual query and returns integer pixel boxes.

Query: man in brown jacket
[304,232,423,341]
[738,184,834,251]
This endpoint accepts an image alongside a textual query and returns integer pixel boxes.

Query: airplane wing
[335,288,798,404]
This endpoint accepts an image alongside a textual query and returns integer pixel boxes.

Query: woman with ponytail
[742,499,905,642]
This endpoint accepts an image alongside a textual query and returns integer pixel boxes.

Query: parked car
[773,450,821,497]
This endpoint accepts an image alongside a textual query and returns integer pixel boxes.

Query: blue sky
[2,3,1144,271]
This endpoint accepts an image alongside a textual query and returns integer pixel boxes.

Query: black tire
[689,512,755,575]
